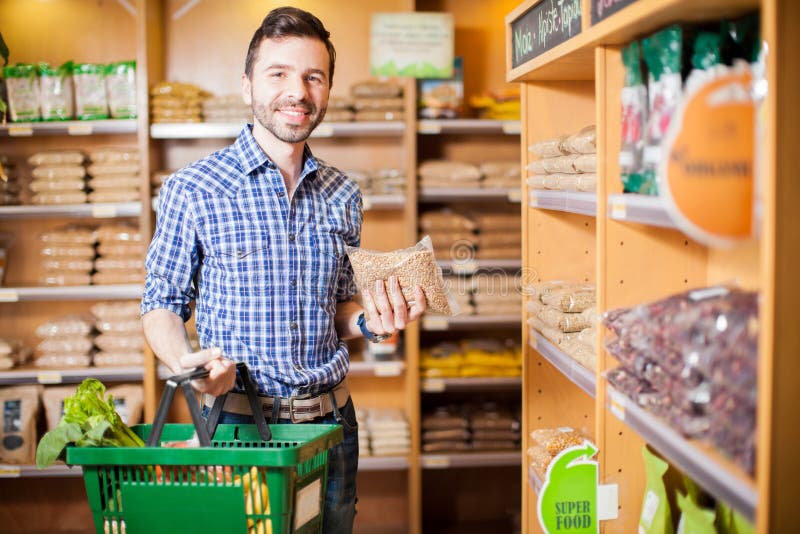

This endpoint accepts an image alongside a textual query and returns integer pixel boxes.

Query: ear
[241,73,252,106]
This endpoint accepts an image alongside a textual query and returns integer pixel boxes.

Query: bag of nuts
[346,236,460,316]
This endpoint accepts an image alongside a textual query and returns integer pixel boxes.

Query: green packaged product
[38,61,73,121]
[105,60,137,118]
[640,25,687,196]
[722,13,761,64]
[620,41,648,194]
[640,446,674,534]
[72,63,108,120]
[676,491,716,534]
[691,32,722,72]
[715,501,755,534]
[3,63,40,122]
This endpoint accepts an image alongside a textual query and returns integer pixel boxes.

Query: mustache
[271,99,315,114]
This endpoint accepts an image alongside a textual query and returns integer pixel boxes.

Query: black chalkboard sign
[510,0,582,68]
[591,0,640,25]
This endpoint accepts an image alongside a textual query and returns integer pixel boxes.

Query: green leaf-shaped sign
[538,441,599,533]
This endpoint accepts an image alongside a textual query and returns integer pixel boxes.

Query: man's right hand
[178,347,236,397]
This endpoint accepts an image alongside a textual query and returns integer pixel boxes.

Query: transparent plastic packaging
[528,136,568,158]
[94,333,144,352]
[346,236,460,316]
[541,155,580,174]
[35,314,94,338]
[418,160,481,182]
[562,125,597,154]
[40,226,96,245]
[3,64,40,122]
[350,80,403,98]
[29,179,85,193]
[38,62,74,121]
[72,63,109,120]
[90,301,142,320]
[93,223,142,243]
[34,354,91,368]
[105,60,137,118]
[32,165,87,180]
[28,151,85,166]
[95,352,145,369]
[36,336,94,355]
[530,427,587,456]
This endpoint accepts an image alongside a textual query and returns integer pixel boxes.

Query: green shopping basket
[66,363,343,534]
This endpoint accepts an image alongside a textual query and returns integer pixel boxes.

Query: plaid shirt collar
[221,124,319,197]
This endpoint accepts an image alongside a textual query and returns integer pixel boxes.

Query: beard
[252,97,327,143]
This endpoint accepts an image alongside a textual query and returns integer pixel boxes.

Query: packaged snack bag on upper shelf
[105,60,137,119]
[73,63,109,120]
[619,41,648,194]
[38,61,74,121]
[418,57,463,119]
[39,225,95,286]
[3,63,40,122]
[150,81,210,123]
[469,87,520,120]
[350,79,404,121]
[526,126,597,193]
[92,223,143,285]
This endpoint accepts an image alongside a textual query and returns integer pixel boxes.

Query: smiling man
[141,7,426,533]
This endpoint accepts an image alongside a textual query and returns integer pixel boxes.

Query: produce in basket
[35,378,143,468]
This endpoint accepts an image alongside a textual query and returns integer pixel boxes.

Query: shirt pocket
[309,202,349,303]
[203,236,272,292]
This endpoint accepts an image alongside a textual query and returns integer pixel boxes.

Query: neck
[252,122,306,197]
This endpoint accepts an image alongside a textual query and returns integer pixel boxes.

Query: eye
[270,71,285,79]
[306,74,324,84]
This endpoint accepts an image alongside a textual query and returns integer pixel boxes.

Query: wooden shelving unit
[507,0,799,532]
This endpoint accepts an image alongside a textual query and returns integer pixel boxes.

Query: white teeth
[281,110,305,117]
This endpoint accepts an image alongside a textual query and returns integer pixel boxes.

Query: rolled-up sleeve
[141,177,198,321]
[335,192,363,302]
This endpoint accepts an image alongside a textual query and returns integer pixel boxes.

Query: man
[141,7,426,532]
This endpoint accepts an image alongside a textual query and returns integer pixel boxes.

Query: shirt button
[288,233,296,242]
[289,321,298,330]
[290,279,297,287]
[277,190,285,197]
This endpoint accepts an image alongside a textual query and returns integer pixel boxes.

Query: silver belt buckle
[288,392,318,423]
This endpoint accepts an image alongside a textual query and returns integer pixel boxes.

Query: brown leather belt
[202,378,350,423]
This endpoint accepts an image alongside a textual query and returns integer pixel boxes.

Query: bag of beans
[346,236,460,316]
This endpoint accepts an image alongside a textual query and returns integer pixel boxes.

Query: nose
[284,73,309,102]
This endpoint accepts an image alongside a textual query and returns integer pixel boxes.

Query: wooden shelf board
[0,366,144,386]
[421,451,521,469]
[0,119,137,137]
[528,190,597,217]
[358,455,410,471]
[0,202,142,220]
[150,121,405,139]
[607,386,757,521]
[0,284,143,302]
[607,193,677,229]
[419,187,522,203]
[0,463,82,478]
[417,119,520,135]
[420,376,521,392]
[529,331,596,398]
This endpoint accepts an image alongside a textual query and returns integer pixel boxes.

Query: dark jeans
[202,397,359,533]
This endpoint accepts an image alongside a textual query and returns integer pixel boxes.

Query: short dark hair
[245,7,336,85]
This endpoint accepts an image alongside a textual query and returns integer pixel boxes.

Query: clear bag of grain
[346,236,460,316]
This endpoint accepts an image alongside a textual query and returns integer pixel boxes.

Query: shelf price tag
[609,389,626,421]
[374,362,402,377]
[68,123,93,136]
[91,205,118,218]
[610,201,626,220]
[421,378,446,392]
[37,371,63,384]
[0,465,21,478]
[451,261,477,275]
[417,120,442,135]
[507,189,523,203]
[422,455,451,468]
[422,317,449,331]
[501,121,521,135]
[0,290,19,302]
[313,124,334,137]
[8,125,33,137]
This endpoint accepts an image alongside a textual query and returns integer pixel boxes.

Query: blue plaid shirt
[142,125,363,397]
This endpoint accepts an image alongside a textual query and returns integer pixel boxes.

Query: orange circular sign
[661,68,755,247]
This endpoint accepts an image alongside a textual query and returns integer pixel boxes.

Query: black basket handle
[146,361,272,447]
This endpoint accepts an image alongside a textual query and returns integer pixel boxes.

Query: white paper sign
[371,13,453,78]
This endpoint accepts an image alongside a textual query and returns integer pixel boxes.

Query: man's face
[242,36,330,144]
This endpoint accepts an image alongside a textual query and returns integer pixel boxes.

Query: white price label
[422,455,451,468]
[374,362,402,377]
[507,189,523,203]
[452,261,477,275]
[313,123,334,137]
[501,121,521,135]
[422,317,449,331]
[529,193,539,207]
[8,125,33,137]
[0,465,21,478]
[38,371,63,384]
[418,120,442,135]
[0,290,19,302]
[92,205,118,218]
[421,378,446,392]
[68,123,93,135]
[609,389,626,421]
[611,202,626,220]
